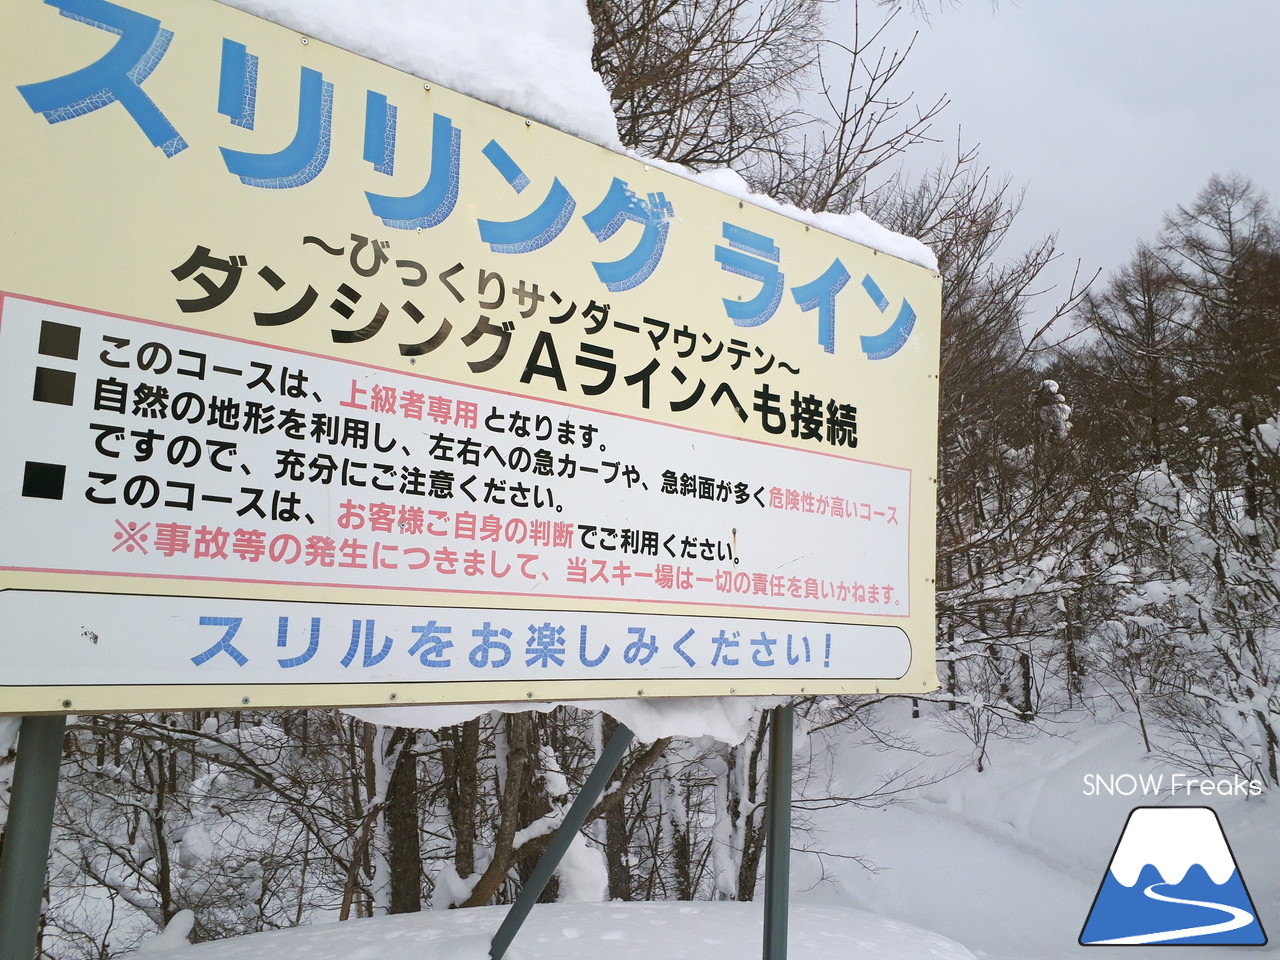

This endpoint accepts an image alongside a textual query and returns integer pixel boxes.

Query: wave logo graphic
[1080,806,1267,946]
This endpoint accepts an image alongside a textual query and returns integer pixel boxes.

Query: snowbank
[796,702,1280,960]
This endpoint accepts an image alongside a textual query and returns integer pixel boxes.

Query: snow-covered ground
[128,704,1277,959]
[793,707,1279,960]
[133,900,975,959]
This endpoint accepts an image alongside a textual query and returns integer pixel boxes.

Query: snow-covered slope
[792,707,1279,960]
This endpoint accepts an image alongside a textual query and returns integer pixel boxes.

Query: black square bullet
[22,461,66,500]
[38,320,80,360]
[33,367,76,405]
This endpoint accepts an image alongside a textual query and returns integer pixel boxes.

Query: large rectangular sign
[0,0,940,712]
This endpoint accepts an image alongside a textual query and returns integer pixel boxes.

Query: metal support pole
[762,703,794,960]
[0,714,67,960]
[489,721,635,960]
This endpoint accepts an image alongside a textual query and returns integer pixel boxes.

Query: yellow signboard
[0,0,940,713]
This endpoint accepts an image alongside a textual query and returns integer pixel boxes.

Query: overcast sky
[866,0,1280,326]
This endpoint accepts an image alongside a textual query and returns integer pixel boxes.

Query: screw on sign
[112,519,151,553]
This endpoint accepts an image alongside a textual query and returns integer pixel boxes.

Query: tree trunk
[385,728,422,913]
[444,719,481,883]
[602,715,631,900]
[461,712,535,907]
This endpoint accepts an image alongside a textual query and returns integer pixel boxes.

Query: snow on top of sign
[671,164,937,271]
[215,0,937,271]
[348,696,783,746]
[215,0,621,149]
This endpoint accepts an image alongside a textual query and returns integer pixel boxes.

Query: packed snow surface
[130,901,976,960]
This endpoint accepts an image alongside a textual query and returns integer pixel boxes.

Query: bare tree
[1159,173,1280,426]
[753,4,948,212]
[589,0,946,211]
[589,0,823,168]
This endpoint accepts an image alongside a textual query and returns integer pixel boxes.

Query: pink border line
[0,291,917,620]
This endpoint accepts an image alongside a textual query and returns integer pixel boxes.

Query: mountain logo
[1080,806,1267,946]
